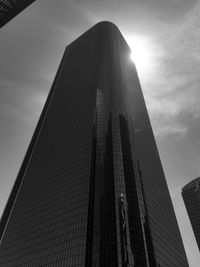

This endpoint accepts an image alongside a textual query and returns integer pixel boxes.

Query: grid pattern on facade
[182,178,200,250]
[137,160,157,266]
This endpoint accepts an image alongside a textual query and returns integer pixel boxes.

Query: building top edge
[65,21,123,49]
[93,21,119,30]
[182,177,200,191]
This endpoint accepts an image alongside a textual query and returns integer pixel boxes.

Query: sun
[125,34,155,78]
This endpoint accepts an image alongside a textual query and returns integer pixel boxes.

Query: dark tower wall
[0,22,188,266]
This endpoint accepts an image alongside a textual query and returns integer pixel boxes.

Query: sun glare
[126,34,155,78]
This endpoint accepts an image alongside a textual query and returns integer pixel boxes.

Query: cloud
[154,124,188,138]
[0,79,47,126]
[137,1,200,139]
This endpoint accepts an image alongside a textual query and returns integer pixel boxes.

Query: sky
[0,0,200,265]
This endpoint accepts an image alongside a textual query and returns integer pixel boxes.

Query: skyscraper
[182,177,200,251]
[0,0,35,28]
[0,21,188,266]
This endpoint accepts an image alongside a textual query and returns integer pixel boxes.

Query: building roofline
[66,20,126,50]
[182,177,200,191]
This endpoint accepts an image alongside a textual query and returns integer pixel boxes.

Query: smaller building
[0,0,35,28]
[182,177,200,250]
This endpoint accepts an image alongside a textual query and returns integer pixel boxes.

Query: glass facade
[0,21,188,266]
[182,177,200,251]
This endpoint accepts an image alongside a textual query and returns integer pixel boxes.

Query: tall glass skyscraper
[0,22,188,266]
[182,177,200,251]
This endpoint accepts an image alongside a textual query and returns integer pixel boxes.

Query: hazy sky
[1,0,200,266]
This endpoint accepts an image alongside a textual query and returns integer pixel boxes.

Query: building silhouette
[0,0,35,28]
[0,22,188,266]
[182,177,200,251]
